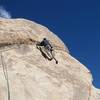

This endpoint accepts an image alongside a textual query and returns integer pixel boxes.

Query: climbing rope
[1,52,10,100]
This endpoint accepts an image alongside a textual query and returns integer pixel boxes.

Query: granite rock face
[0,18,99,100]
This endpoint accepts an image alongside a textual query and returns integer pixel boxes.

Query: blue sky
[0,0,100,88]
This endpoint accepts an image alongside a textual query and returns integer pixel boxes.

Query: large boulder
[0,18,99,100]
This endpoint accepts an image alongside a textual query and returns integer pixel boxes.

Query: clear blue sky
[0,0,100,88]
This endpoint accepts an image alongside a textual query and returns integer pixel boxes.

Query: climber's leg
[44,45,58,64]
[46,48,58,64]
[53,57,58,64]
[44,47,53,60]
[36,43,58,64]
[50,52,58,64]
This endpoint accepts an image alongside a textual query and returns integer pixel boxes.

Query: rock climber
[36,38,58,64]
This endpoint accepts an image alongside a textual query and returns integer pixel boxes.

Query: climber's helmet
[43,38,46,40]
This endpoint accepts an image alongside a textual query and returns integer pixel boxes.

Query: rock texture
[0,18,99,100]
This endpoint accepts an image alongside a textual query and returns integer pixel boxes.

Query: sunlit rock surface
[0,18,99,100]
